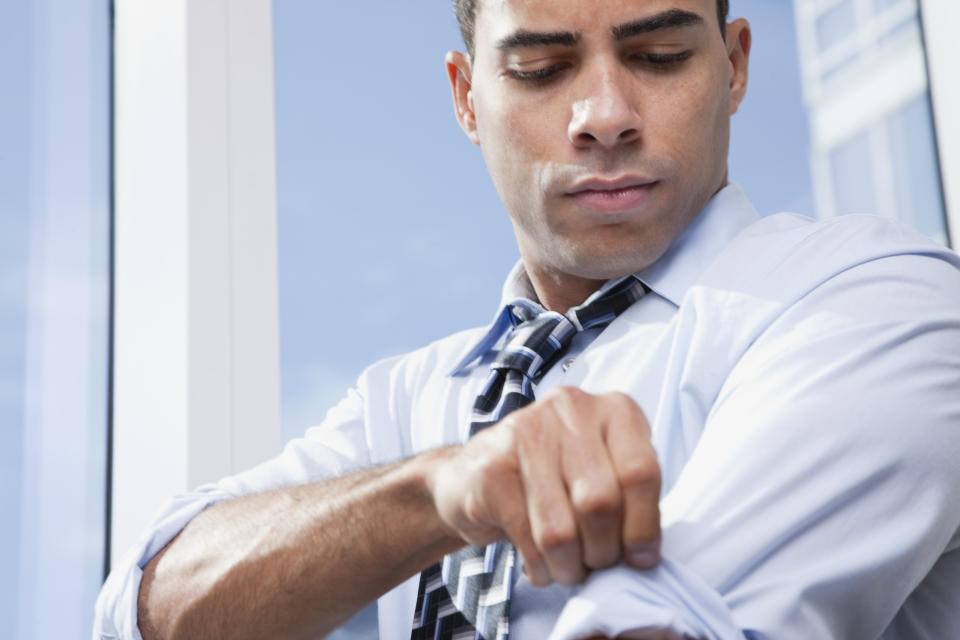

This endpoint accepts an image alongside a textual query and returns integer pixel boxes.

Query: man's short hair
[453,0,731,58]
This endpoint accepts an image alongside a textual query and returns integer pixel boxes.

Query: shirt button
[561,358,576,372]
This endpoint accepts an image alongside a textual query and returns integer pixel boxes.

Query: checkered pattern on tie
[411,276,649,640]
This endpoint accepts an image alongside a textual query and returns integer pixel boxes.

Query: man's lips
[565,177,658,214]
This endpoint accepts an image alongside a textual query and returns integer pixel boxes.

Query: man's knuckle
[502,408,534,436]
[486,415,517,447]
[604,391,636,410]
[543,386,585,412]
[462,492,488,524]
[536,522,577,553]
[572,483,619,519]
[545,385,580,401]
[619,455,661,488]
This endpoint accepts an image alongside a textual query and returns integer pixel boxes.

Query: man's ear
[725,18,751,115]
[446,51,480,146]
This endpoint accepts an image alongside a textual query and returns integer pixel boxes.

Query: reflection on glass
[888,96,947,241]
[820,51,861,86]
[874,0,904,15]
[817,0,856,53]
[796,0,948,244]
[0,0,111,637]
[831,131,878,216]
[879,14,920,47]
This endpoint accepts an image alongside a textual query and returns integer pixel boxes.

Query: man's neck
[524,265,607,313]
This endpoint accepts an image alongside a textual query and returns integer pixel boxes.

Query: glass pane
[0,0,111,637]
[792,0,947,236]
[874,0,903,14]
[817,0,857,53]
[879,14,920,47]
[887,96,948,243]
[830,130,879,215]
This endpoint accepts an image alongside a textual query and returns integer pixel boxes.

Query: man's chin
[552,249,662,282]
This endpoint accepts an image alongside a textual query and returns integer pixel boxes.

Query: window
[0,0,112,636]
[830,130,879,215]
[795,0,948,243]
[888,95,947,239]
[817,0,857,53]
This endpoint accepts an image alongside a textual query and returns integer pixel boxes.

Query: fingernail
[627,544,661,569]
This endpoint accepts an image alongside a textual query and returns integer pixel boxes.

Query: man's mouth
[565,176,658,214]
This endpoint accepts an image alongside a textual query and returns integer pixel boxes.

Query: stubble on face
[459,0,747,309]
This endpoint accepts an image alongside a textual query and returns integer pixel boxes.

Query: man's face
[448,0,750,291]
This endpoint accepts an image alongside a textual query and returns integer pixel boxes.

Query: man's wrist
[394,446,468,559]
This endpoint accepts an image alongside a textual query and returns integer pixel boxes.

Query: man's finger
[603,393,662,569]
[512,411,586,587]
[487,468,551,587]
[557,405,623,571]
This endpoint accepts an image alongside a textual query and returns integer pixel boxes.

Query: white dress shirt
[94,184,960,640]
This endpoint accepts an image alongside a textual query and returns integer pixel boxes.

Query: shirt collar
[637,182,760,306]
[449,182,760,375]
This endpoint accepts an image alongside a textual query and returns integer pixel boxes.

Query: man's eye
[507,63,568,84]
[632,51,693,68]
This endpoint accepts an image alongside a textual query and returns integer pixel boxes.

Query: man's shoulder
[358,323,493,391]
[676,212,960,362]
[701,211,960,299]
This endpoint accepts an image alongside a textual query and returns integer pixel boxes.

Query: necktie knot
[492,311,575,381]
[493,276,649,382]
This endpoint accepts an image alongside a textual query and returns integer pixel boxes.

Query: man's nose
[568,66,642,150]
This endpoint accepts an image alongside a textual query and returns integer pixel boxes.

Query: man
[96,0,960,638]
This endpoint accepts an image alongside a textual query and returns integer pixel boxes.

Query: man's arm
[550,250,960,639]
[137,451,461,640]
[136,388,663,640]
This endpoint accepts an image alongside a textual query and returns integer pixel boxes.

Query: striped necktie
[411,275,649,640]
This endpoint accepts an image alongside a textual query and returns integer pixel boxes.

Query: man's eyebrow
[613,9,705,41]
[496,29,580,51]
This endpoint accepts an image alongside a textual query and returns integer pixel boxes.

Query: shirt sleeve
[92,385,372,640]
[550,252,960,640]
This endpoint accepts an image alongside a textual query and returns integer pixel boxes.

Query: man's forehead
[474,0,715,46]
[477,0,715,23]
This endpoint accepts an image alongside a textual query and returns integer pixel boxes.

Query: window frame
[110,0,281,563]
[920,0,960,247]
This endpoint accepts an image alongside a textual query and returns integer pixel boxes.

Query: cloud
[280,362,362,443]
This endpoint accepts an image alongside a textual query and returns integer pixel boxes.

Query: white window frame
[920,0,960,248]
[111,0,281,564]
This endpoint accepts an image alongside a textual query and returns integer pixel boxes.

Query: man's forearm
[138,448,462,640]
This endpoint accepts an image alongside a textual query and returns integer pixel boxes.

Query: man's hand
[428,387,662,586]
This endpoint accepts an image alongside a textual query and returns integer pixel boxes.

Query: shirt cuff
[548,555,744,640]
[93,486,236,640]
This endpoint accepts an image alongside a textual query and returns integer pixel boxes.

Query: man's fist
[428,387,662,586]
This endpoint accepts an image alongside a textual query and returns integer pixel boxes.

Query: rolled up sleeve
[93,384,373,639]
